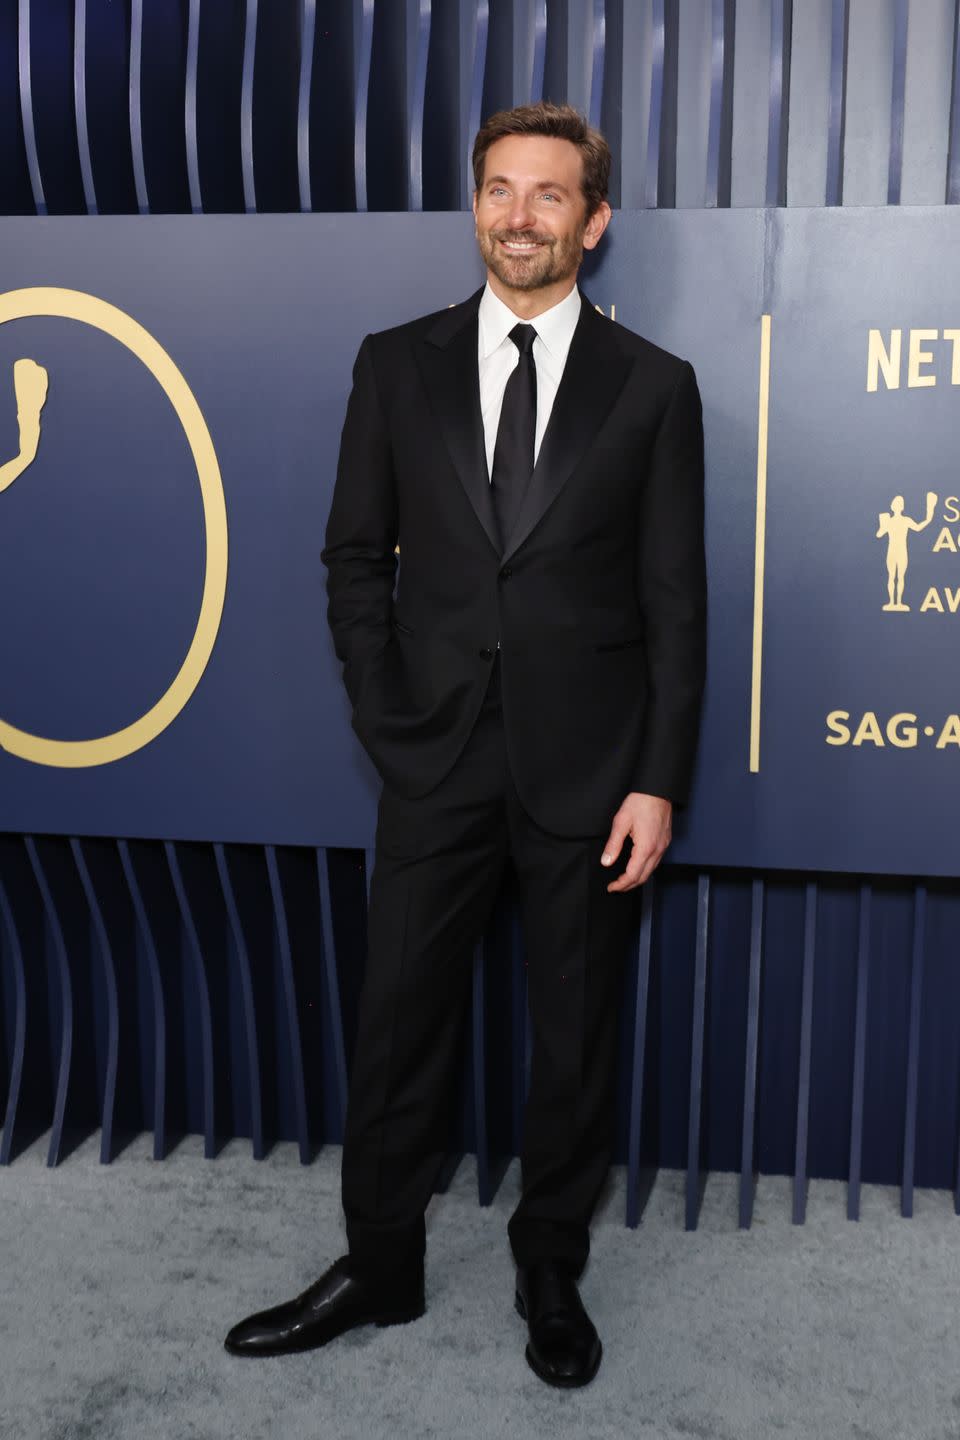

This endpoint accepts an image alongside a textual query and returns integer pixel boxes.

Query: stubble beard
[477,221,586,293]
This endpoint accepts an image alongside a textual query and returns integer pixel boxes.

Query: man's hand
[600,793,673,892]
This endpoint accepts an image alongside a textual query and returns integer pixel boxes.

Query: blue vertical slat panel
[70,839,118,1163]
[842,0,894,205]
[316,847,349,1131]
[465,0,490,204]
[560,0,591,116]
[408,0,433,210]
[886,0,909,203]
[587,0,605,128]
[26,837,105,1166]
[900,0,955,204]
[729,0,771,207]
[20,0,86,213]
[644,0,677,207]
[481,0,515,117]
[165,842,227,1158]
[704,0,734,207]
[353,0,375,210]
[297,0,317,209]
[767,0,793,204]
[117,840,173,1159]
[72,838,146,1162]
[264,845,312,1162]
[214,844,265,1158]
[847,882,871,1220]
[900,884,926,1217]
[251,0,304,212]
[0,1,33,213]
[786,0,833,205]
[421,0,466,207]
[79,0,138,213]
[531,0,547,103]
[674,0,711,208]
[18,0,48,213]
[948,0,960,201]
[240,0,259,211]
[792,882,817,1224]
[626,880,656,1227]
[616,0,653,207]
[0,837,51,1164]
[194,0,246,213]
[0,870,25,1163]
[74,0,97,212]
[135,0,190,213]
[825,0,850,204]
[185,0,203,212]
[685,873,710,1231]
[738,879,764,1228]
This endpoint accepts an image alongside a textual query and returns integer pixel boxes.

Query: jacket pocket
[392,616,415,637]
[595,633,644,653]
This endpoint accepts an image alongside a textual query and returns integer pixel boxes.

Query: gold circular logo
[0,286,228,767]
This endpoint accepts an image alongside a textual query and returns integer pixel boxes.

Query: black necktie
[490,323,537,552]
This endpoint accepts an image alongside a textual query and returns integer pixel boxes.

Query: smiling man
[225,102,706,1388]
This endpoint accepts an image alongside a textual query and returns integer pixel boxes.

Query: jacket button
[478,647,494,661]
[500,566,513,580]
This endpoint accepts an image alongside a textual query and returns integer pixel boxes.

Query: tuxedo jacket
[321,283,707,837]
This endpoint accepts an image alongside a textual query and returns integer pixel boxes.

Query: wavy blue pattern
[738,878,765,1228]
[826,0,849,205]
[18,0,45,213]
[0,872,26,1165]
[129,0,149,212]
[846,883,871,1219]
[408,0,432,210]
[73,0,97,212]
[24,838,71,1167]
[71,839,117,1163]
[644,0,667,208]
[705,0,727,207]
[164,843,216,1157]
[766,0,791,205]
[354,0,375,211]
[900,884,926,1217]
[588,0,605,131]
[297,0,316,209]
[118,841,167,1158]
[264,845,310,1161]
[185,0,202,212]
[887,0,909,204]
[949,0,960,202]
[214,844,265,1158]
[241,0,258,211]
[466,0,490,206]
[792,882,817,1224]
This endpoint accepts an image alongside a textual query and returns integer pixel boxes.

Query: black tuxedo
[322,285,706,834]
[321,282,706,1280]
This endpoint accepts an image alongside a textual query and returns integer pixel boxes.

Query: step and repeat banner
[0,208,955,876]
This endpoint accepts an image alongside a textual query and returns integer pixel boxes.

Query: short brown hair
[472,102,611,218]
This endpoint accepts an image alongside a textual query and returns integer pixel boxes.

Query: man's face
[472,134,610,293]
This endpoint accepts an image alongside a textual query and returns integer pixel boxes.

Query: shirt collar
[478,279,582,361]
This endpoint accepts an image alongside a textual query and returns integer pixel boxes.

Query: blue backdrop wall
[2,0,960,1233]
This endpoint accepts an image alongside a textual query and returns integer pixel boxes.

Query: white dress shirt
[477,279,582,481]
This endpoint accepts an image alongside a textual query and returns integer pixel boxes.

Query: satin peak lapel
[415,289,500,556]
[500,294,632,566]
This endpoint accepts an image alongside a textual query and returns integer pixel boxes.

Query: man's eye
[541,193,559,202]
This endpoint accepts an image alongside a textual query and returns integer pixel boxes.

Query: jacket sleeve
[320,334,398,713]
[630,359,707,806]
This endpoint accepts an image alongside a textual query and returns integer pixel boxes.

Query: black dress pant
[340,651,637,1279]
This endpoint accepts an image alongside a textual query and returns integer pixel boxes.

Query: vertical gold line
[750,314,772,774]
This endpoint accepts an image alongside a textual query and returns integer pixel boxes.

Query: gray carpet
[1,1133,958,1440]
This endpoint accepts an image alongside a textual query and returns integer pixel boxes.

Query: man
[225,101,706,1388]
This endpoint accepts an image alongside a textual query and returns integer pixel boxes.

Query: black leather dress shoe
[224,1255,425,1357]
[515,1261,602,1387]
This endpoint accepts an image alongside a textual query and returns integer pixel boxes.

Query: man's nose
[506,195,536,229]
